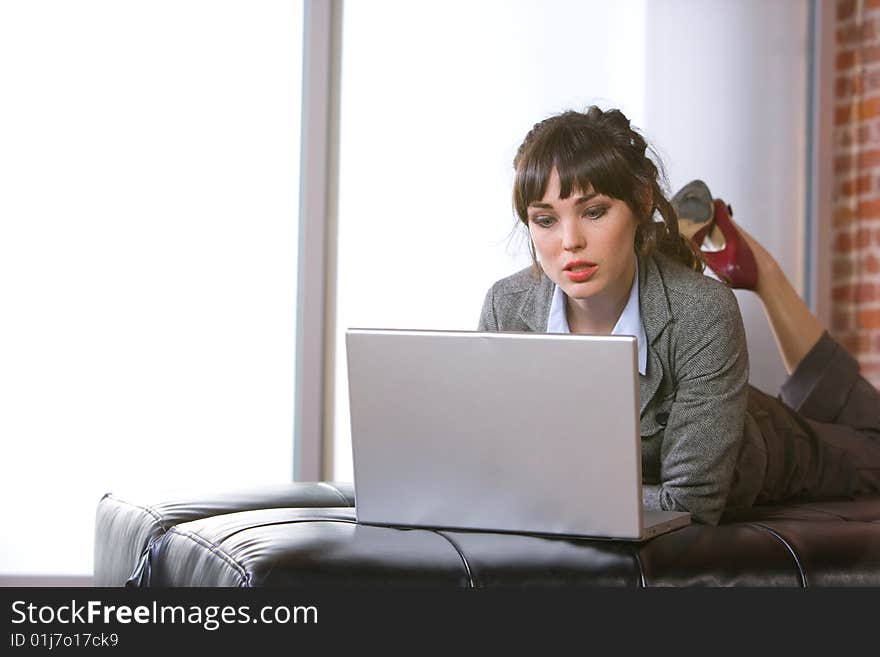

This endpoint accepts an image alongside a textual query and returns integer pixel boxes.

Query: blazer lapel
[637,252,672,415]
[517,271,553,332]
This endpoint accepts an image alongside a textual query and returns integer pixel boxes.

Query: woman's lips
[564,264,598,282]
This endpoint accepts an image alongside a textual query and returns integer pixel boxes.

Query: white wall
[333,0,647,481]
[333,0,812,481]
[644,0,809,395]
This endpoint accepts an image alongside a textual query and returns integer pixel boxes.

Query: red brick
[837,76,853,99]
[837,50,857,71]
[836,104,854,125]
[836,22,875,45]
[862,45,880,64]
[841,174,873,195]
[833,258,855,279]
[834,206,857,227]
[837,26,855,46]
[875,228,880,244]
[833,284,856,302]
[833,314,852,332]
[835,153,855,174]
[858,123,874,143]
[836,228,872,249]
[859,96,880,120]
[834,258,855,278]
[858,308,880,328]
[838,0,856,22]
[867,253,880,273]
[859,148,880,168]
[839,283,880,303]
[860,283,880,302]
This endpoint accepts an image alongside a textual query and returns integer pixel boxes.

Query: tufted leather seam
[432,532,475,588]
[166,527,252,587]
[791,505,849,521]
[317,482,352,505]
[632,550,647,588]
[208,517,359,546]
[171,519,465,586]
[749,522,807,587]
[106,493,169,533]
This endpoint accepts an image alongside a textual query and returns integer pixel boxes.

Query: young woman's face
[527,168,639,306]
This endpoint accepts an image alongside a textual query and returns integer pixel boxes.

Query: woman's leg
[732,221,824,376]
[733,220,880,431]
[729,222,880,501]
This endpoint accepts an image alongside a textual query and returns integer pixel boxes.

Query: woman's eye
[532,216,555,227]
[584,206,606,220]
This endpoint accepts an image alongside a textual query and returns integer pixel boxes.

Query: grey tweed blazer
[478,250,766,525]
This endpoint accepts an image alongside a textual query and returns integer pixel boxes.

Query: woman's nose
[561,220,586,251]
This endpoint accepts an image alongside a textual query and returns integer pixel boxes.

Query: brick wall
[833,0,880,387]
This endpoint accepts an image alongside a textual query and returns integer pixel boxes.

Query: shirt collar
[545,256,647,376]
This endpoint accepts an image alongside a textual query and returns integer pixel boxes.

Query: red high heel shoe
[671,180,758,291]
[691,200,758,291]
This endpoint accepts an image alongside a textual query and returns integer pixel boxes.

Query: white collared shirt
[546,256,648,375]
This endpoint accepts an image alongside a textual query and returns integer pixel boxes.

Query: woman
[478,106,880,525]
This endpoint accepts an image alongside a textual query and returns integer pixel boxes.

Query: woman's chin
[561,281,600,300]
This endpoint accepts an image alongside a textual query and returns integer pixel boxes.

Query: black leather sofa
[93,482,880,587]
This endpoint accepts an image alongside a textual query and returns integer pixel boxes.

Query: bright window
[0,0,303,575]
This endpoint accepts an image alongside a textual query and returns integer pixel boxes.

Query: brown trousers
[747,331,880,504]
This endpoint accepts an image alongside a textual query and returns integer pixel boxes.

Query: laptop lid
[345,328,687,541]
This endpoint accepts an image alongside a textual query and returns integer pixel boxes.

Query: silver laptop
[345,328,690,541]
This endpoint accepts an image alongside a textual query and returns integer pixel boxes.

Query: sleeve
[477,284,499,331]
[649,287,750,525]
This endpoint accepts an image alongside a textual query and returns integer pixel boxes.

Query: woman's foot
[672,180,736,253]
[727,218,782,295]
[696,201,759,290]
[672,180,760,290]
[672,180,725,247]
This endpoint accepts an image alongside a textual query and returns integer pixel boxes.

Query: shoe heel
[700,200,758,291]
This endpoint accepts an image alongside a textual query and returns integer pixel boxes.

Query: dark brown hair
[513,106,705,275]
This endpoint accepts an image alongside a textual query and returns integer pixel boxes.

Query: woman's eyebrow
[528,192,599,209]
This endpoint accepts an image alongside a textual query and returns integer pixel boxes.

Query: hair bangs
[514,122,640,223]
[556,131,636,202]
